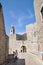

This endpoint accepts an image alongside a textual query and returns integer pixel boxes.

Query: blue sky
[0,0,36,35]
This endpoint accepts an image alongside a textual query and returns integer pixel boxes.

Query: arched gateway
[21,46,26,53]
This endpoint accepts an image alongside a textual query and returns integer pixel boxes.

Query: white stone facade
[9,0,43,61]
[9,23,38,54]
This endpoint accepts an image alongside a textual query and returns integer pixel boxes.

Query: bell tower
[10,25,15,35]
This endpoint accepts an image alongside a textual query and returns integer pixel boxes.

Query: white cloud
[18,16,24,27]
[17,32,26,35]
[9,10,17,19]
[18,11,34,27]
[9,10,34,27]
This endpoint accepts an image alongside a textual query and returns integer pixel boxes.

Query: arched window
[21,46,26,53]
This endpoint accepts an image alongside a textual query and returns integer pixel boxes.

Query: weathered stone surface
[0,0,43,65]
[0,3,8,64]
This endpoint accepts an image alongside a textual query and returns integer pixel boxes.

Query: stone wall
[34,0,43,52]
[0,3,8,64]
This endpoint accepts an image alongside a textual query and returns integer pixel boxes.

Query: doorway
[21,46,26,53]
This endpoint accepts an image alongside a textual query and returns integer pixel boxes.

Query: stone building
[9,25,27,54]
[9,23,38,54]
[0,3,9,64]
[0,0,43,64]
[34,0,43,52]
[9,0,43,60]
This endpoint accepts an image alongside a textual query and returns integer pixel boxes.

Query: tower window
[34,32,36,37]
[11,30,12,32]
[34,31,38,37]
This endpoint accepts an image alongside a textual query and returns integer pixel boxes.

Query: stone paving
[3,52,43,65]
[3,59,25,65]
[18,53,43,65]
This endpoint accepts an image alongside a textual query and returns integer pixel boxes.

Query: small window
[34,32,36,37]
[34,31,38,37]
[11,30,12,32]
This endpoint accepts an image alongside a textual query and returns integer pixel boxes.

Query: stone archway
[21,46,26,53]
